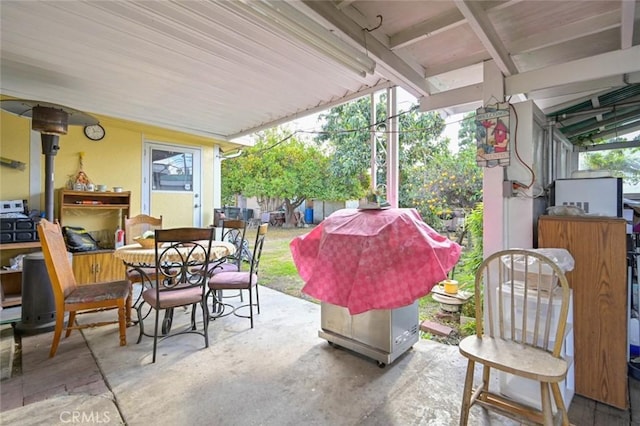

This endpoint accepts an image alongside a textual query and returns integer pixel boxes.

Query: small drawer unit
[499,327,575,411]
[0,218,39,243]
[497,285,575,410]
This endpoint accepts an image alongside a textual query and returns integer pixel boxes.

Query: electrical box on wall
[502,181,527,198]
[503,181,514,198]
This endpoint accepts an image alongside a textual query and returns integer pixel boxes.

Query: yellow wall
[0,111,31,199]
[1,108,222,227]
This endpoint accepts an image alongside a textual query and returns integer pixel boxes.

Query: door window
[152,149,193,192]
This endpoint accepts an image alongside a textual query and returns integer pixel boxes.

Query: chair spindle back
[37,219,78,300]
[475,249,571,357]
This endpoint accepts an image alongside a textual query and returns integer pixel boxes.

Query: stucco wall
[0,107,224,228]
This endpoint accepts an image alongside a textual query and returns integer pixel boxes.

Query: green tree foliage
[581,136,640,184]
[320,96,445,172]
[221,128,330,226]
[225,97,484,232]
[401,113,482,228]
[315,97,374,199]
[318,97,482,230]
[317,94,448,200]
[455,202,483,318]
[461,202,484,273]
[457,112,478,151]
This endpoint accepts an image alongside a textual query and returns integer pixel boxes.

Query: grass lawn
[258,226,315,302]
[254,224,471,344]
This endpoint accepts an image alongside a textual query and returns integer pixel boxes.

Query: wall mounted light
[218,149,243,160]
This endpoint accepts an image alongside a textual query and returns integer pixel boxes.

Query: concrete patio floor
[1,286,638,425]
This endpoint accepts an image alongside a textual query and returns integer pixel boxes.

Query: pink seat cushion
[208,271,257,290]
[142,286,203,309]
[213,263,239,274]
[205,261,239,276]
[67,280,130,304]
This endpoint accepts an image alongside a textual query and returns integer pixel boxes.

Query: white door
[142,142,202,227]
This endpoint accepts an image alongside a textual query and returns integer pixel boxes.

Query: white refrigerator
[551,177,623,217]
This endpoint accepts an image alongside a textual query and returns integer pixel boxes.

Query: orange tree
[222,127,357,226]
[317,95,449,215]
[401,113,482,228]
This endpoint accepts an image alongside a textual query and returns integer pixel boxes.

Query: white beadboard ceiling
[1,0,639,147]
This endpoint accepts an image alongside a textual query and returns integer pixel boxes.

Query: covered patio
[2,1,640,424]
[2,1,639,224]
[2,1,639,146]
[1,286,638,425]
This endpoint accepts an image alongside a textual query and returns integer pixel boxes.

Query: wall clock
[83,124,105,141]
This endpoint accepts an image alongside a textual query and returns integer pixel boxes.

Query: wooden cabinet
[538,215,628,409]
[1,191,131,305]
[0,270,22,307]
[72,250,126,285]
[0,241,41,307]
[59,189,130,285]
[59,190,130,237]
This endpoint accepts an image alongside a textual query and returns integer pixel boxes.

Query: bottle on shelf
[114,226,125,249]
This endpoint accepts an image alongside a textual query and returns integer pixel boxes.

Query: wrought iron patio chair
[136,227,215,363]
[208,223,268,328]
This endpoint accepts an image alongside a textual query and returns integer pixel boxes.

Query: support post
[40,134,60,222]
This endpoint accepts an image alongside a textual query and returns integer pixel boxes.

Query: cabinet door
[0,270,22,307]
[94,252,126,283]
[72,253,95,285]
[538,216,628,409]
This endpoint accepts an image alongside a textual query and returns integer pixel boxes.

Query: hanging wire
[614,105,618,140]
[360,15,382,62]
[247,111,480,156]
[251,104,424,154]
[364,15,383,32]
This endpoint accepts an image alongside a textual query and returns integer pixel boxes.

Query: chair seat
[142,285,203,309]
[208,271,257,289]
[66,280,130,304]
[213,262,239,274]
[459,336,568,382]
[205,261,239,276]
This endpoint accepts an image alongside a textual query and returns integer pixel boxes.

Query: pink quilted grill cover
[290,208,462,314]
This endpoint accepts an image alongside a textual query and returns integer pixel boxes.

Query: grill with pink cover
[290,208,462,315]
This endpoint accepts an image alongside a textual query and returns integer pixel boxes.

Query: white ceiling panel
[1,0,639,145]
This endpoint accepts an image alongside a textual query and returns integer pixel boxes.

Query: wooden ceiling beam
[620,0,637,49]
[507,10,620,55]
[454,0,519,76]
[389,9,465,50]
[302,0,431,98]
[506,45,640,96]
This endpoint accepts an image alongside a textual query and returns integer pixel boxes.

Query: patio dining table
[114,240,235,331]
[114,241,235,267]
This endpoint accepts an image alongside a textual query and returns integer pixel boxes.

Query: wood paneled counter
[538,215,628,409]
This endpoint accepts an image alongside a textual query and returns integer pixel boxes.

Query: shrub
[456,202,483,318]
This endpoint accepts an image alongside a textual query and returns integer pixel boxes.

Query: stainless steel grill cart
[318,301,419,367]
